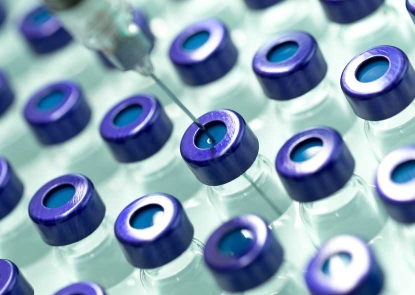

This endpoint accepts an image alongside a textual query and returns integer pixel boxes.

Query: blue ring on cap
[115,193,194,269]
[100,94,173,163]
[306,235,384,295]
[180,109,259,186]
[0,157,24,220]
[407,0,415,23]
[169,19,238,86]
[24,81,91,145]
[204,215,284,292]
[341,46,415,121]
[0,259,34,295]
[320,0,384,24]
[253,31,327,100]
[54,281,106,295]
[19,5,72,54]
[375,146,415,224]
[243,0,283,10]
[98,9,155,69]
[0,70,15,116]
[275,127,355,203]
[29,174,106,246]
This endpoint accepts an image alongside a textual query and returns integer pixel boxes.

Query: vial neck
[276,78,331,117]
[0,197,27,238]
[47,122,117,183]
[367,100,415,131]
[142,239,203,290]
[124,135,178,182]
[301,175,387,246]
[56,218,134,288]
[250,0,305,35]
[208,155,291,223]
[338,4,395,51]
[237,262,306,295]
[188,63,265,121]
[58,218,110,257]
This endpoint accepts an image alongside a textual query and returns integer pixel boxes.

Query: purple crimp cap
[0,259,34,295]
[341,46,415,121]
[306,235,384,295]
[0,157,24,220]
[115,193,194,269]
[29,174,106,246]
[100,94,173,163]
[24,81,91,145]
[0,70,15,116]
[320,0,384,24]
[19,5,72,54]
[180,109,259,186]
[253,31,327,100]
[204,215,284,292]
[169,19,238,86]
[407,0,415,23]
[54,282,106,295]
[98,8,155,69]
[376,146,415,224]
[243,0,283,10]
[275,127,355,203]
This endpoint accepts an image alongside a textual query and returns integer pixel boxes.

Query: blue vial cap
[98,9,155,69]
[243,0,283,10]
[100,94,173,163]
[169,19,238,86]
[115,193,194,269]
[180,109,259,186]
[19,5,72,55]
[0,259,34,295]
[253,31,327,100]
[407,0,415,23]
[320,0,384,24]
[24,81,91,145]
[0,70,15,116]
[54,282,106,295]
[0,1,6,27]
[204,215,284,292]
[375,145,415,224]
[29,174,106,246]
[275,126,355,203]
[341,46,415,121]
[0,157,24,220]
[306,235,384,295]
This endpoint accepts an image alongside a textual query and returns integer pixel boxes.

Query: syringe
[41,0,215,141]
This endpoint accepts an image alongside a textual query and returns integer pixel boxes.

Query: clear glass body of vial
[333,4,414,66]
[165,0,244,34]
[365,101,415,161]
[141,239,220,295]
[208,155,292,223]
[107,136,202,219]
[0,24,33,83]
[0,101,41,168]
[0,197,66,294]
[185,61,267,121]
[223,262,307,295]
[26,43,106,98]
[55,218,144,294]
[244,0,328,56]
[275,79,356,139]
[300,174,387,247]
[47,119,117,185]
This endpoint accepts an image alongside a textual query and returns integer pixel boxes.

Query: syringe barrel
[43,0,153,73]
